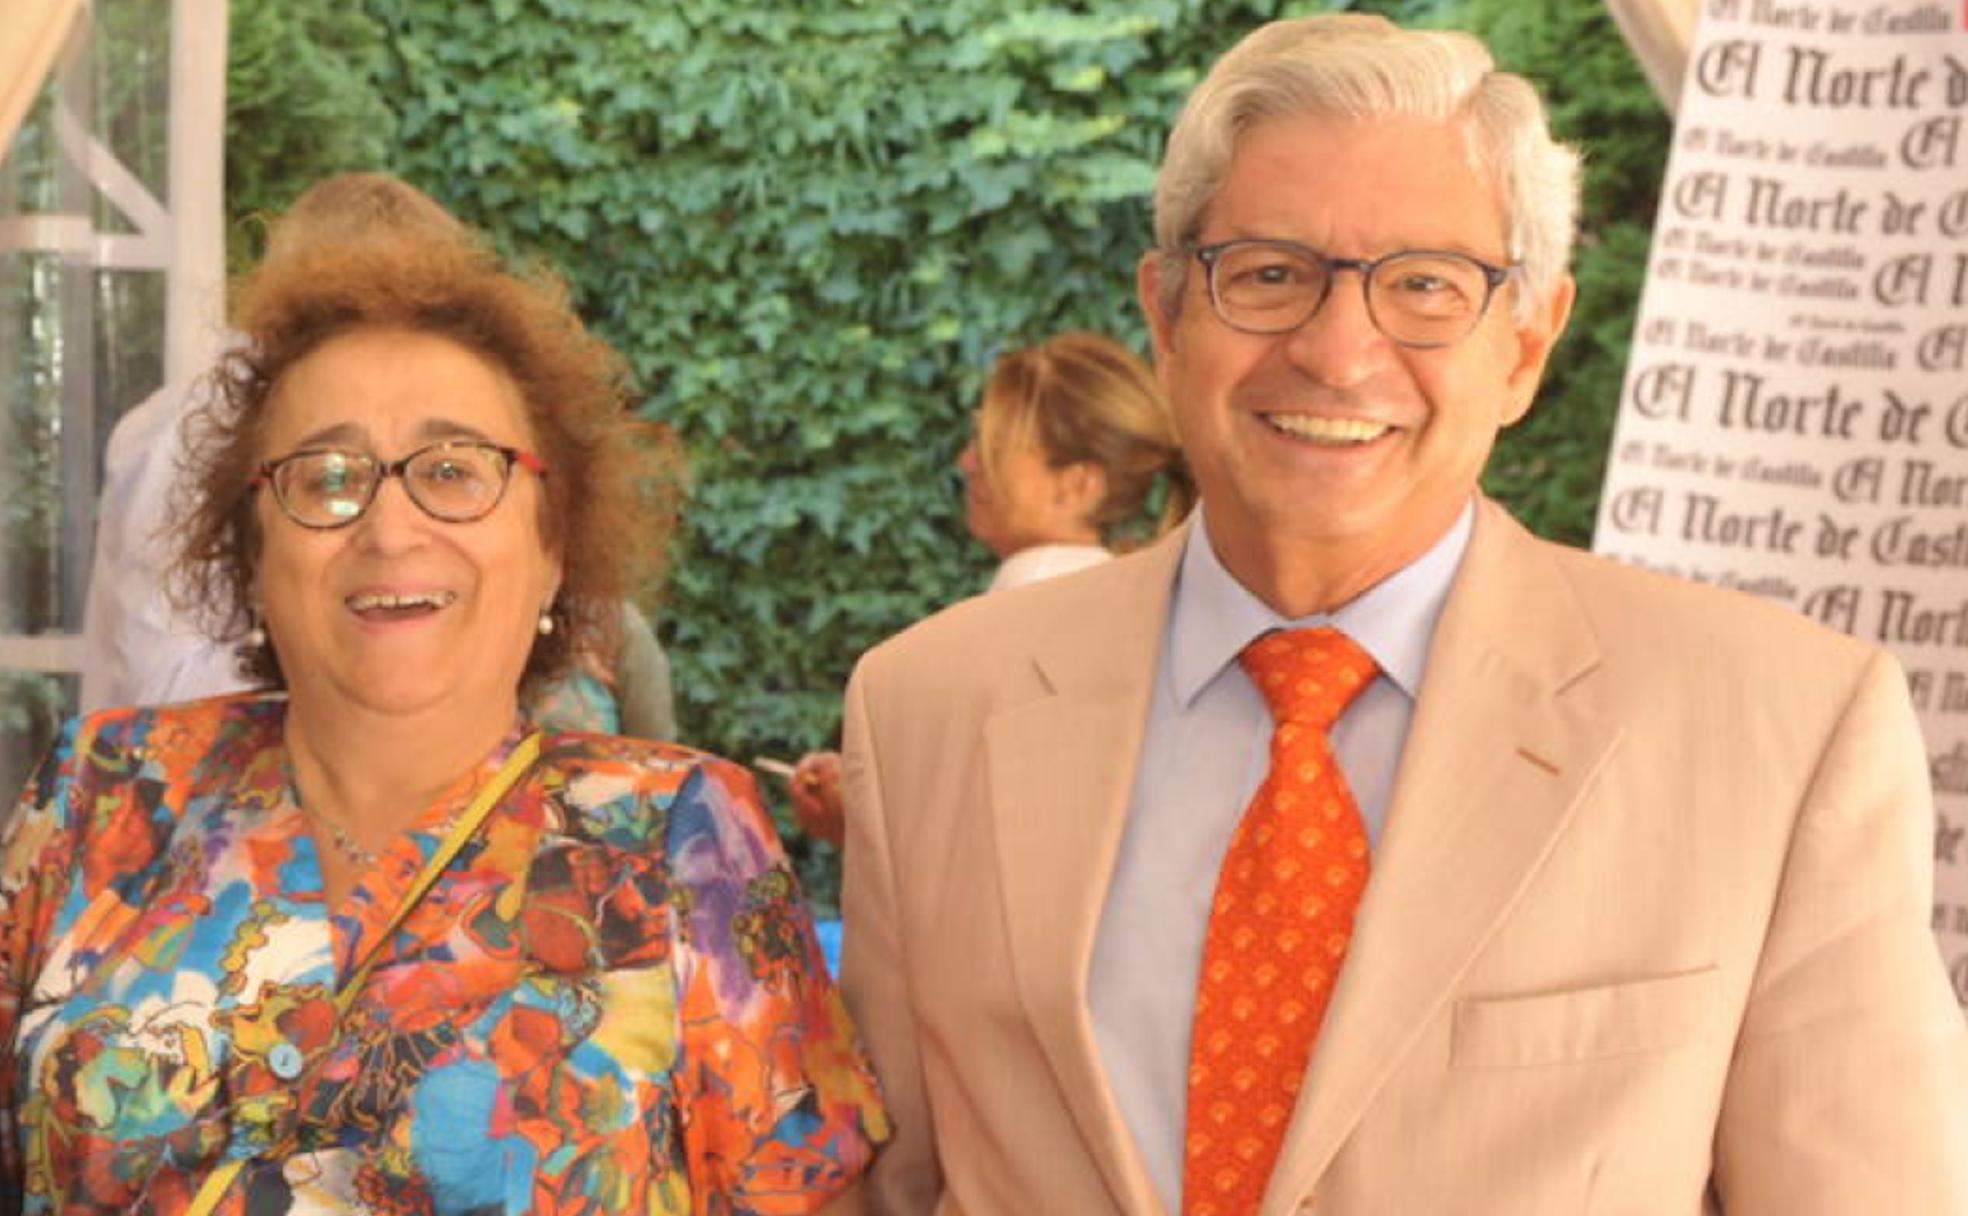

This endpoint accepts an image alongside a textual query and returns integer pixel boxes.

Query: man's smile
[1258,412,1394,445]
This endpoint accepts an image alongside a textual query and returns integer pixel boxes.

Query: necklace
[299,746,503,872]
[316,814,380,869]
[311,799,475,871]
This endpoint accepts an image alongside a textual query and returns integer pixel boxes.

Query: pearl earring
[246,625,266,648]
[538,609,555,636]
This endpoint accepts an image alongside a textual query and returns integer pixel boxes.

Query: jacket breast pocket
[1451,966,1719,1068]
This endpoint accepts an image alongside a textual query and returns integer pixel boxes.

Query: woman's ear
[1054,460,1109,527]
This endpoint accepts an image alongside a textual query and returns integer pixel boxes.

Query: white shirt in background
[986,542,1112,594]
[80,377,250,712]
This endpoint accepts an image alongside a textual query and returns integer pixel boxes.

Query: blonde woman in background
[790,331,1192,844]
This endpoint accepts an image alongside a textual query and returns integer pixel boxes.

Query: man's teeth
[1266,414,1389,444]
[347,591,458,611]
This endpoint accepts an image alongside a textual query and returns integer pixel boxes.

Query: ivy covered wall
[223,0,1668,905]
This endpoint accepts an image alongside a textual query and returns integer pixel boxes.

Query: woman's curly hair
[172,232,667,697]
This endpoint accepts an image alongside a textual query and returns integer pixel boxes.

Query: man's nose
[1280,276,1393,386]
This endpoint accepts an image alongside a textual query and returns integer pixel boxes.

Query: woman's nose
[351,474,427,550]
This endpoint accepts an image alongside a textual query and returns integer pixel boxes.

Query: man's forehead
[1226,108,1486,175]
[1197,111,1504,247]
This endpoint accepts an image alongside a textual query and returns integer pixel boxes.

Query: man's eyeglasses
[253,440,548,530]
[1192,239,1517,349]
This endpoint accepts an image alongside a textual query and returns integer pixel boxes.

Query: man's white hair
[1152,14,1581,324]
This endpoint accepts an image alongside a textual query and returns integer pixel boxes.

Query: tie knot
[1238,627,1379,731]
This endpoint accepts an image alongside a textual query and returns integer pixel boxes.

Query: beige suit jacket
[839,499,1968,1215]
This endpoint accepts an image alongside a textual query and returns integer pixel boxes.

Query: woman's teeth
[1265,414,1390,444]
[347,591,458,613]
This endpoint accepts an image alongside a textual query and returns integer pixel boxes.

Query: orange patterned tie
[1183,626,1380,1216]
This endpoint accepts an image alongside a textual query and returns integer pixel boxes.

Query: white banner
[1593,0,1968,1008]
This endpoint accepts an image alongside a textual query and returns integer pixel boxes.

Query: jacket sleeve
[840,656,943,1215]
[1713,646,1968,1212]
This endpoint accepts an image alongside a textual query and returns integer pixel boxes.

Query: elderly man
[837,13,1968,1216]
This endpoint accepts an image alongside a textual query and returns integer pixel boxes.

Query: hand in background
[790,750,846,847]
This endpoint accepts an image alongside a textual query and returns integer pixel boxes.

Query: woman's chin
[293,668,506,724]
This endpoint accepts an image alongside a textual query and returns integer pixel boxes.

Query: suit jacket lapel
[1265,500,1626,1214]
[988,526,1187,1216]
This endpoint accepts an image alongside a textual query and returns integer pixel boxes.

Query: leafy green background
[219,0,1667,907]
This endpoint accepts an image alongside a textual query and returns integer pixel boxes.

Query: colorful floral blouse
[0,694,887,1215]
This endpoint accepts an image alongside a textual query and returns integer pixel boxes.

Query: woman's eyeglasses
[253,440,548,530]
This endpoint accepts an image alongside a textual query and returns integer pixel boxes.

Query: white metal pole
[164,0,228,388]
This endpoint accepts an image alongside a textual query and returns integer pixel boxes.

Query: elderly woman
[0,232,886,1214]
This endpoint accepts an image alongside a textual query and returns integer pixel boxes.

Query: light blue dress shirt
[1086,500,1474,1212]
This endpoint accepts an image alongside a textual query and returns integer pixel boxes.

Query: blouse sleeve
[666,757,889,1214]
[0,715,89,1199]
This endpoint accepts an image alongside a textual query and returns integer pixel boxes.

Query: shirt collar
[1167,499,1475,708]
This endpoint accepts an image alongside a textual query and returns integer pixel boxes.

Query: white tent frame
[0,0,228,676]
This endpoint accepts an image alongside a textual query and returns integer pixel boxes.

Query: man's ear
[1137,251,1178,367]
[1501,272,1576,427]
